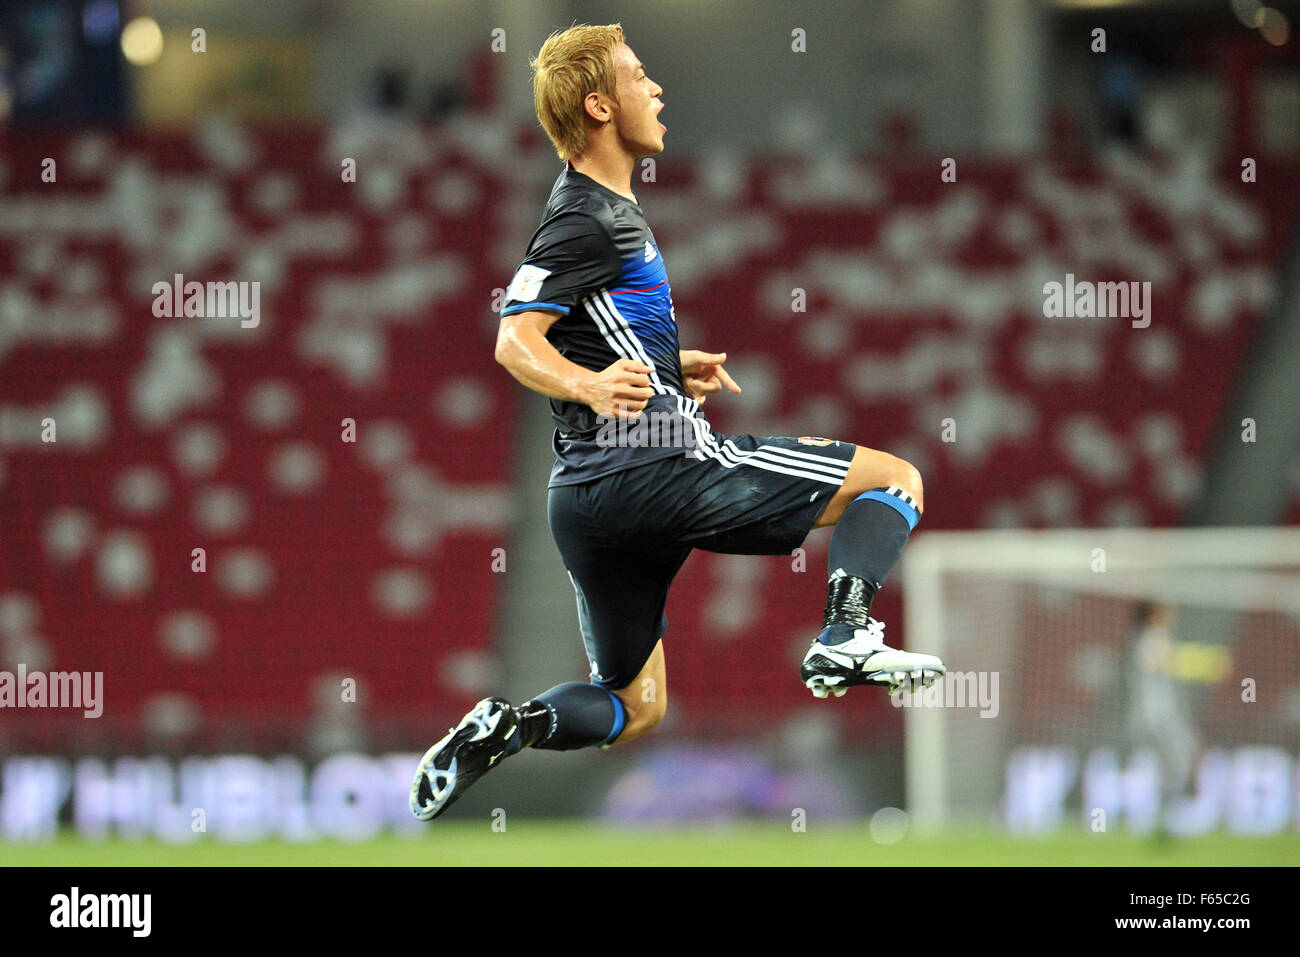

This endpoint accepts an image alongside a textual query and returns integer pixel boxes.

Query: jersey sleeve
[500,213,622,317]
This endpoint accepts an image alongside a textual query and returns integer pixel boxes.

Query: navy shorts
[547,433,856,690]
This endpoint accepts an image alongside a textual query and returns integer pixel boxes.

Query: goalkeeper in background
[1124,601,1201,832]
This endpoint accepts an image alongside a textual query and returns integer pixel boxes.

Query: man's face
[609,43,665,158]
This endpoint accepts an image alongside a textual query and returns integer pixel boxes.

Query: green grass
[4,824,1297,866]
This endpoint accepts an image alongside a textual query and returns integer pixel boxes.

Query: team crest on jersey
[798,436,834,446]
[505,264,551,303]
[644,240,657,262]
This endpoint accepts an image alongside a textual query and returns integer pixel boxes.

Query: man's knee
[850,449,923,513]
[630,692,668,736]
[611,683,667,744]
[888,458,923,513]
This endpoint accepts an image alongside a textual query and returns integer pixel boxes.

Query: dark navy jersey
[501,162,711,486]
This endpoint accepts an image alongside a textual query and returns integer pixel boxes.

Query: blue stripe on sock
[598,689,627,746]
[855,489,920,531]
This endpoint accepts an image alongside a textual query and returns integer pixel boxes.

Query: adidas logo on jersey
[644,241,657,262]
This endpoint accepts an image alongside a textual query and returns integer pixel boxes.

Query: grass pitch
[4,824,1297,866]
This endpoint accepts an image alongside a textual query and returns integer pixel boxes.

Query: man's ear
[583,91,610,124]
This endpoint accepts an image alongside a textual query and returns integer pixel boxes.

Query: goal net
[902,528,1300,837]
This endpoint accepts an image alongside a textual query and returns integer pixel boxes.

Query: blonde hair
[530,23,625,161]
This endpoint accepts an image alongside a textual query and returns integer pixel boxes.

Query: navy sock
[822,485,920,639]
[504,681,627,753]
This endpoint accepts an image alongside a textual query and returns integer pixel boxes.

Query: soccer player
[411,23,945,821]
[1123,602,1200,832]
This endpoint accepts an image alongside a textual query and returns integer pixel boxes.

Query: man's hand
[680,350,742,405]
[579,358,655,418]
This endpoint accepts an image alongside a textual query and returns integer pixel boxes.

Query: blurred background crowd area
[0,0,1297,825]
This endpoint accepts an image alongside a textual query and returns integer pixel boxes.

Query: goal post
[902,527,1300,836]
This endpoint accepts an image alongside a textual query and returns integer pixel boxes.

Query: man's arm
[495,310,655,418]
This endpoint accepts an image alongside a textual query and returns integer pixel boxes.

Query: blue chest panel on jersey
[606,242,677,364]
